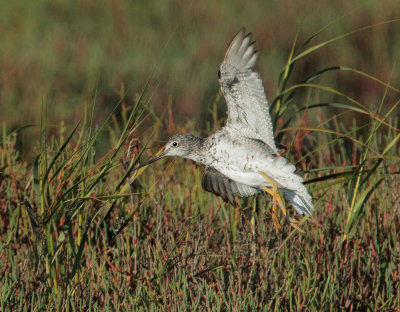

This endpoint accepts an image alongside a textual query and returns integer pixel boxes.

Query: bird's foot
[259,171,304,233]
[288,217,305,233]
[259,171,286,232]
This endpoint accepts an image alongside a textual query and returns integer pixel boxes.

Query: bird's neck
[185,136,207,164]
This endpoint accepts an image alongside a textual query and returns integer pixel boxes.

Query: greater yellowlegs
[136,28,314,217]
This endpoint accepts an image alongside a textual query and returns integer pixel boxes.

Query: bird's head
[135,134,203,170]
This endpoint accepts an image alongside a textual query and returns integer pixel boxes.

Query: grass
[1,1,400,311]
[1,80,399,310]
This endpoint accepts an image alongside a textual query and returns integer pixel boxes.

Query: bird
[135,28,314,218]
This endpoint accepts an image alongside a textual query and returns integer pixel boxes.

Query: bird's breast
[203,141,273,188]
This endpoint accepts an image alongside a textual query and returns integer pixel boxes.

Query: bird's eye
[172,142,178,147]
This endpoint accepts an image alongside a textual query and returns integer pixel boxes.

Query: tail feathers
[283,188,314,216]
[260,156,313,215]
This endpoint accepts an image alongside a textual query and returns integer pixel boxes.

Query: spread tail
[283,186,314,216]
[261,156,314,215]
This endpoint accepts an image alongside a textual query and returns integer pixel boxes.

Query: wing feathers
[225,28,245,60]
[238,34,252,57]
[224,179,235,204]
[241,44,256,68]
[201,167,259,205]
[225,31,256,71]
[219,28,278,152]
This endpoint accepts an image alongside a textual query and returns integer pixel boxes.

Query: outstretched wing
[201,167,259,206]
[219,28,278,153]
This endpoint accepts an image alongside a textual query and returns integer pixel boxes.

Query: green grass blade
[42,122,80,186]
[344,176,385,239]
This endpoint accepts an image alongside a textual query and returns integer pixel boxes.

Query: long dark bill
[133,151,166,171]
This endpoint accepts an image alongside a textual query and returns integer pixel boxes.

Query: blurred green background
[1,0,399,153]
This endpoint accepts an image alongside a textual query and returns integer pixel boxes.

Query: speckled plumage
[137,28,314,215]
[219,28,278,155]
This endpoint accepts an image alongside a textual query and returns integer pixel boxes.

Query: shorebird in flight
[136,28,314,224]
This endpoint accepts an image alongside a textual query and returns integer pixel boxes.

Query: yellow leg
[261,186,283,232]
[259,171,286,214]
[259,171,303,233]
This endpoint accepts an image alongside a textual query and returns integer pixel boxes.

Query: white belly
[203,135,301,191]
[220,169,270,188]
[209,151,300,191]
